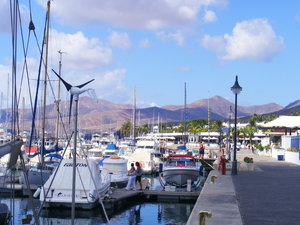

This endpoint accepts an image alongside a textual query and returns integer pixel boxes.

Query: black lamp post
[231,76,242,175]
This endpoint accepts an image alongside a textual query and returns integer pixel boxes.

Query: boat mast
[41,0,51,164]
[207,96,211,146]
[132,87,136,141]
[55,50,63,146]
[22,97,25,133]
[183,82,187,144]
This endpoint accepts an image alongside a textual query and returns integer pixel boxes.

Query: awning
[259,116,300,129]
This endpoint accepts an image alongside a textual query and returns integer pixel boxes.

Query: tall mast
[55,50,63,145]
[0,92,2,122]
[41,0,51,163]
[22,97,25,132]
[208,96,211,146]
[132,87,136,140]
[184,82,187,144]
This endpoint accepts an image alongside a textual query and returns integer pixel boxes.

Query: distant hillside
[284,100,300,110]
[0,95,287,133]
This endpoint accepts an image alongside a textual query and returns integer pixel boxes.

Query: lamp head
[231,76,242,95]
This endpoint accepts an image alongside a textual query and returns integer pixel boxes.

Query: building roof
[259,116,300,129]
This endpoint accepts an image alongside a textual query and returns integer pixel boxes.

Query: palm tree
[120,121,131,137]
[215,119,224,149]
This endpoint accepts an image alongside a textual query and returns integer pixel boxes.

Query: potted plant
[244,156,253,163]
[243,156,254,171]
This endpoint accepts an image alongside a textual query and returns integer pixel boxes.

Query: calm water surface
[1,176,195,224]
[1,198,194,225]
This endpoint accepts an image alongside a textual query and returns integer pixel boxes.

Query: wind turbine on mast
[52,69,94,223]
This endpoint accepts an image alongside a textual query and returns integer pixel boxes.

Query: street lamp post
[231,76,242,175]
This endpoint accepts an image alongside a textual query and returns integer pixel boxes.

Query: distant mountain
[164,96,282,119]
[0,95,288,133]
[284,100,300,109]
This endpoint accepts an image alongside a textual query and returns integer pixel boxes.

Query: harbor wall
[186,170,242,225]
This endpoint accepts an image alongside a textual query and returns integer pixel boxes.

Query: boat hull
[162,167,199,187]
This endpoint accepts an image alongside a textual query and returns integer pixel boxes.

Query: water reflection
[110,202,193,225]
[0,175,194,224]
[0,198,193,225]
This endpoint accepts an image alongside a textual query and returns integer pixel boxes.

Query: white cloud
[201,18,284,61]
[138,39,151,48]
[49,30,112,70]
[0,0,29,33]
[95,69,130,102]
[203,10,217,23]
[149,102,159,107]
[201,34,225,53]
[156,31,185,46]
[107,31,131,50]
[49,0,226,30]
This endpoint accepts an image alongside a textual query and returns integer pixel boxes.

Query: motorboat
[39,158,110,209]
[127,151,155,174]
[160,154,201,187]
[86,147,103,162]
[102,144,119,158]
[100,156,128,187]
[135,139,162,173]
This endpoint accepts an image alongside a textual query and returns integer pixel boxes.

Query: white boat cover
[40,158,110,206]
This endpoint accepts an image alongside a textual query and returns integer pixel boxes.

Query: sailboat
[39,71,110,222]
[21,0,63,188]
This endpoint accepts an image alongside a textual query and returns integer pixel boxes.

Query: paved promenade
[234,148,300,225]
[187,148,300,225]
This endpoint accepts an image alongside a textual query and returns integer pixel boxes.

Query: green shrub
[287,147,300,152]
[244,156,253,163]
[254,143,264,151]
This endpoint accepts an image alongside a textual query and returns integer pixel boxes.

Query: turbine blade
[69,94,73,124]
[76,79,95,89]
[52,69,72,91]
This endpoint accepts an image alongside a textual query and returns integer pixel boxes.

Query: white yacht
[100,157,128,187]
[135,139,162,173]
[127,151,155,174]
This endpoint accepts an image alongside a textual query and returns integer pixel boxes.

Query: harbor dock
[187,148,300,225]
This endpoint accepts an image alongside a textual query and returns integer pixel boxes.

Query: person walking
[135,162,143,190]
[199,142,205,159]
[125,163,136,191]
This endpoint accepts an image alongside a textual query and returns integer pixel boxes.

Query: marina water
[1,176,195,224]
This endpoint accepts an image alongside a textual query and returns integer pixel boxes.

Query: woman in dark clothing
[135,162,143,190]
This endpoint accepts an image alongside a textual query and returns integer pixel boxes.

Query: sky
[1,0,300,109]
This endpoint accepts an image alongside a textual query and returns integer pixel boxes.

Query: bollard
[221,156,226,175]
[159,163,163,173]
[187,179,191,192]
[199,211,212,225]
[210,175,217,184]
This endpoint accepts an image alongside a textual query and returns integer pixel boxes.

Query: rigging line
[81,146,110,223]
[28,8,48,157]
[9,0,18,222]
[37,131,74,217]
[28,0,33,22]
[16,3,35,114]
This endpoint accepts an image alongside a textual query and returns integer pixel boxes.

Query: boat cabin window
[166,157,195,167]
[186,161,195,167]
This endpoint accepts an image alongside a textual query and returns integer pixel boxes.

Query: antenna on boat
[183,82,187,145]
[52,69,94,223]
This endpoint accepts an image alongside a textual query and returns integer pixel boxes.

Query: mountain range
[1,95,300,134]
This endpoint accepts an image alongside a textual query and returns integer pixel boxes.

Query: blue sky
[1,0,300,109]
